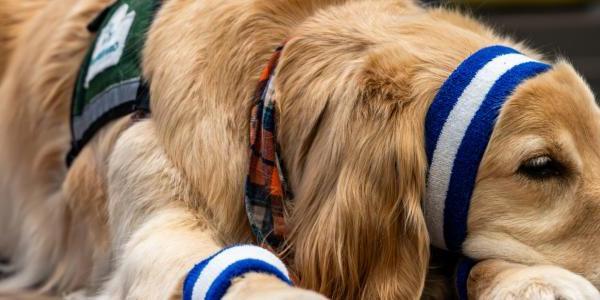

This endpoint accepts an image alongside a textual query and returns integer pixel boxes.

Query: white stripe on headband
[184,245,291,300]
[424,46,551,251]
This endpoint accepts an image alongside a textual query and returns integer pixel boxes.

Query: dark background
[425,0,600,96]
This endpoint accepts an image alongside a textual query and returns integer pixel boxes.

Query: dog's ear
[285,45,430,299]
[357,45,415,115]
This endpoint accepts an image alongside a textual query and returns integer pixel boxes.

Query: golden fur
[0,0,599,299]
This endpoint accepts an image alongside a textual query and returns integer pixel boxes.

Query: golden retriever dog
[1,0,599,299]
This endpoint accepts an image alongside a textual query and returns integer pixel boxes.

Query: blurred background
[424,0,600,95]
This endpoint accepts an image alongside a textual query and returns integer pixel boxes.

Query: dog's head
[270,5,600,299]
[464,60,600,286]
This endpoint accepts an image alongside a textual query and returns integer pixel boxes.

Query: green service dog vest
[67,0,160,166]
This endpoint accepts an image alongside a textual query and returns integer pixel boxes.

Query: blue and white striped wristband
[183,245,292,300]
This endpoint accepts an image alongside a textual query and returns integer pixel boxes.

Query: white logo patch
[85,4,136,88]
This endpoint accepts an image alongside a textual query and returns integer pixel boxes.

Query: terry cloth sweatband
[67,0,161,166]
[455,257,475,300]
[183,245,292,300]
[424,45,551,252]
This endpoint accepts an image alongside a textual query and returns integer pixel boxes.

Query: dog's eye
[518,155,565,180]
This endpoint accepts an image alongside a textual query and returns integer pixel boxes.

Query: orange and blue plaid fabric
[245,46,291,249]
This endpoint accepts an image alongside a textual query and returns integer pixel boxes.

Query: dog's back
[0,0,115,293]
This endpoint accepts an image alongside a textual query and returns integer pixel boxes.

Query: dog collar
[424,45,551,251]
[245,45,292,249]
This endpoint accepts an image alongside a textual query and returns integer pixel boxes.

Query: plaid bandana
[245,46,292,249]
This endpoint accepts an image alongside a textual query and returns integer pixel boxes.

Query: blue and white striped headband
[424,45,551,252]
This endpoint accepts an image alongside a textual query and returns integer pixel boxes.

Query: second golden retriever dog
[1,0,599,299]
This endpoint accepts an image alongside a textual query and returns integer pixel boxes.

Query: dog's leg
[0,150,65,293]
[93,206,219,299]
[95,206,325,300]
[0,190,65,293]
[467,259,600,299]
[96,120,325,299]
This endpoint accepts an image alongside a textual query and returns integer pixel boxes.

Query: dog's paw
[223,273,327,300]
[481,265,599,300]
[225,286,327,300]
